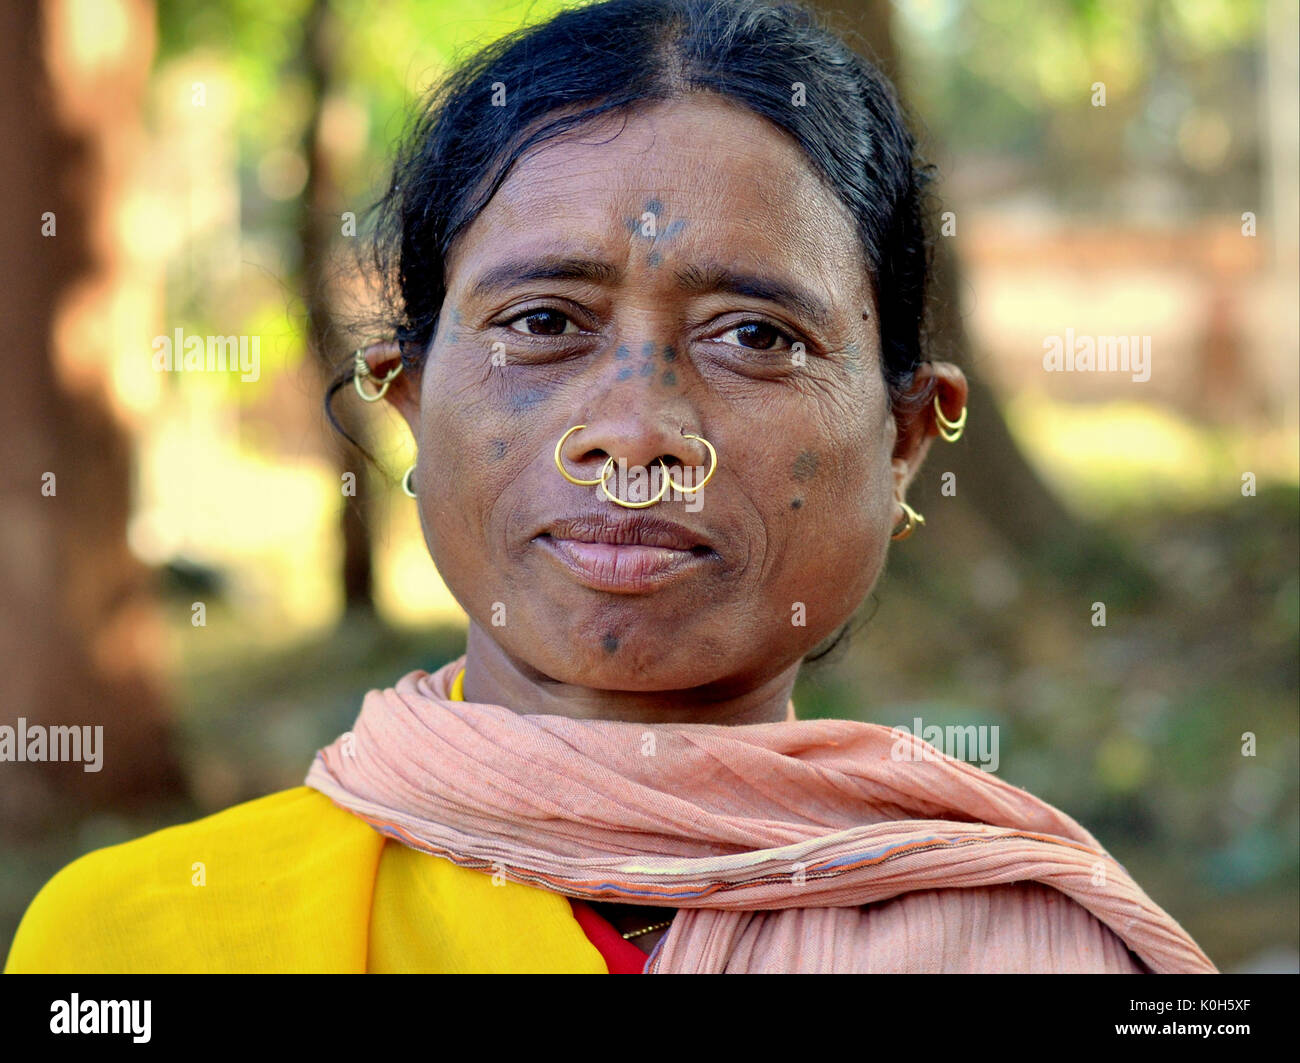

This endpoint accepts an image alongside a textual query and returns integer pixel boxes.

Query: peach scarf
[304,657,1216,973]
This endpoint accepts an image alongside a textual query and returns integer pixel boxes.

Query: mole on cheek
[791,498,803,509]
[602,634,619,654]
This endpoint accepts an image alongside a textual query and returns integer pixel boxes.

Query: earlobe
[890,456,912,495]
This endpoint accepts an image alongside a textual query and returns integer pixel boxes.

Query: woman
[6,0,1215,974]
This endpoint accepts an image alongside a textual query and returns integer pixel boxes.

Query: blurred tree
[298,0,376,614]
[815,0,1087,560]
[0,0,185,834]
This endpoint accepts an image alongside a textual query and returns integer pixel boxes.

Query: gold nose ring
[600,457,669,508]
[666,433,717,493]
[554,424,715,508]
[554,425,604,486]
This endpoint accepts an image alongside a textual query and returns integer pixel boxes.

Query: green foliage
[897,0,1264,210]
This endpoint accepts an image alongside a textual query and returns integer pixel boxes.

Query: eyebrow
[467,256,620,302]
[673,262,834,331]
[466,255,834,330]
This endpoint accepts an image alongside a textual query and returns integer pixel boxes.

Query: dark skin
[367,96,967,953]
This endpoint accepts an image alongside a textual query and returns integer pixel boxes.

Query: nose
[557,414,710,488]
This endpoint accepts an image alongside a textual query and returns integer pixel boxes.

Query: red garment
[568,900,652,973]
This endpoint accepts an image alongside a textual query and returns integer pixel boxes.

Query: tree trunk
[0,0,185,835]
[298,0,376,614]
[813,0,1122,576]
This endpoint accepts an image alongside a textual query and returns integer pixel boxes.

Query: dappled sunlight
[1006,393,1300,514]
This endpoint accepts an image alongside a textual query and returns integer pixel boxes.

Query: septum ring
[554,424,717,508]
[600,457,668,508]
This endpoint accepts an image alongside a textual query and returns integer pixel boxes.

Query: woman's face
[392,95,947,695]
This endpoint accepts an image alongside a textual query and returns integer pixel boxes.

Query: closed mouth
[532,514,720,593]
[536,513,716,555]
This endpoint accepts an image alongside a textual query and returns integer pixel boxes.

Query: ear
[357,340,420,433]
[890,361,967,503]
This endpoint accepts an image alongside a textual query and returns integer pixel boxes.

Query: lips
[533,513,718,593]
[543,513,710,551]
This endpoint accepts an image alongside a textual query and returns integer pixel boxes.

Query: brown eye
[722,321,791,351]
[509,309,576,336]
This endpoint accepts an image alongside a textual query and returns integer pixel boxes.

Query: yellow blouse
[4,665,607,973]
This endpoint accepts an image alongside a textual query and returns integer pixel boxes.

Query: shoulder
[863,883,1148,973]
[5,787,385,973]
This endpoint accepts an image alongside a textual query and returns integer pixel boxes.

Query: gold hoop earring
[355,349,402,402]
[554,425,606,486]
[891,500,925,541]
[934,393,966,443]
[665,433,717,494]
[402,464,417,498]
[600,457,669,509]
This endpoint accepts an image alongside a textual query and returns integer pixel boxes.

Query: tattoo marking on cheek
[639,360,654,377]
[661,370,677,387]
[648,250,661,267]
[441,307,462,345]
[662,345,677,362]
[791,451,820,482]
[490,439,508,460]
[641,341,655,358]
[616,344,630,360]
[602,634,619,654]
[842,340,863,374]
[791,498,803,509]
[508,388,548,412]
[617,367,634,381]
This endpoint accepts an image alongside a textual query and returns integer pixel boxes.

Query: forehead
[446,95,868,297]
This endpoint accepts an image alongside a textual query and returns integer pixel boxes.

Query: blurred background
[1,0,1295,971]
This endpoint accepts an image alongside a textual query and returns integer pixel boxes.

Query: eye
[717,320,794,351]
[506,308,580,336]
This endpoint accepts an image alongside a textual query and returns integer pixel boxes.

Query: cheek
[413,347,519,570]
[754,396,895,627]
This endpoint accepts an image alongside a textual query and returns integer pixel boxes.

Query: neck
[460,622,798,725]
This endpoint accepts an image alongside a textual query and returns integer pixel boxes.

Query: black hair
[329,0,939,664]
